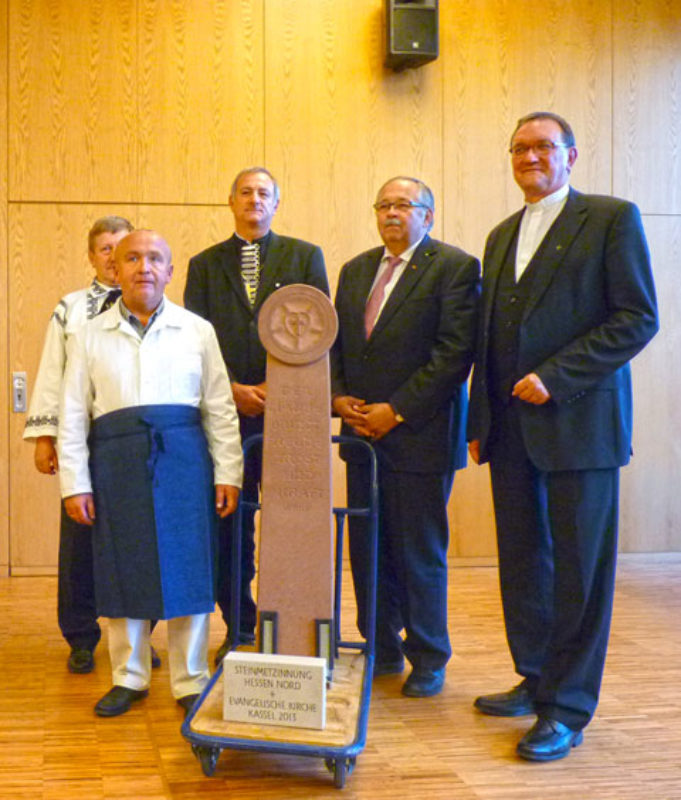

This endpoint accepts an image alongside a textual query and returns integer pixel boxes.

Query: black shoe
[176,693,200,719]
[94,685,149,717]
[516,717,584,762]
[214,632,256,666]
[68,648,94,674]
[474,682,535,717]
[151,646,161,669]
[401,668,445,698]
[373,659,405,677]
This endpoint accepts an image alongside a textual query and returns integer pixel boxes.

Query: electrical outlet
[13,371,27,413]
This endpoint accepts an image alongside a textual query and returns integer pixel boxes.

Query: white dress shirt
[58,298,243,497]
[515,183,570,281]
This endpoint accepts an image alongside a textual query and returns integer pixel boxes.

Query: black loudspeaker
[385,0,439,72]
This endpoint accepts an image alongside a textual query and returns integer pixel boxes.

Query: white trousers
[107,614,210,699]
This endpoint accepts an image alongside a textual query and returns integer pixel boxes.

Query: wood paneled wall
[613,2,681,551]
[1,3,9,575]
[2,0,680,572]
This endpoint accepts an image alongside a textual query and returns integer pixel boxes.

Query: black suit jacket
[331,235,480,473]
[184,232,329,387]
[468,189,659,471]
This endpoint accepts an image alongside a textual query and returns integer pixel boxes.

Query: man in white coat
[59,230,243,718]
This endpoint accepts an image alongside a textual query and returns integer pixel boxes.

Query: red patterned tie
[364,255,402,338]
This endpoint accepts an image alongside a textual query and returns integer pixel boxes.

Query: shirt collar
[236,230,269,243]
[234,230,271,262]
[118,296,166,337]
[90,277,119,296]
[382,233,427,265]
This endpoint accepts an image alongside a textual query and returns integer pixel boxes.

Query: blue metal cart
[181,435,379,789]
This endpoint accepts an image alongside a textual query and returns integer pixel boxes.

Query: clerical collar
[119,297,165,338]
[525,183,570,213]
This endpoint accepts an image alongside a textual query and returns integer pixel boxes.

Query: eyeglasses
[373,201,430,213]
[509,141,569,157]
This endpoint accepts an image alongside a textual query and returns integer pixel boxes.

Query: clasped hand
[231,382,266,417]
[332,395,400,441]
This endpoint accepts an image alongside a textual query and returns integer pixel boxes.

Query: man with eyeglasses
[331,176,480,698]
[468,111,658,760]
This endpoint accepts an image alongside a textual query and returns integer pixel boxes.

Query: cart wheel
[194,745,220,777]
[325,756,355,788]
[333,759,346,788]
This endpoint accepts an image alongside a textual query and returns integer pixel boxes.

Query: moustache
[383,219,402,227]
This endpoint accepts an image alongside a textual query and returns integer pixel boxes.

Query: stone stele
[256,284,338,657]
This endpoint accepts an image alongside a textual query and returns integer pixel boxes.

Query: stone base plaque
[223,651,327,729]
[256,285,338,658]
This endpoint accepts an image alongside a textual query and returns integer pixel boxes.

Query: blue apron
[88,404,217,619]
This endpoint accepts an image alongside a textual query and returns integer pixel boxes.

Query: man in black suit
[331,177,480,698]
[184,167,329,663]
[468,112,658,761]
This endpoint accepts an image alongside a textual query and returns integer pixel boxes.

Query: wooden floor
[2,556,681,799]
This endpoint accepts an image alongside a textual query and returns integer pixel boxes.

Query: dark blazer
[184,232,329,386]
[331,235,480,473]
[468,189,659,471]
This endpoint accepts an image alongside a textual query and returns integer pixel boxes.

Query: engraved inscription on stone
[223,651,326,730]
